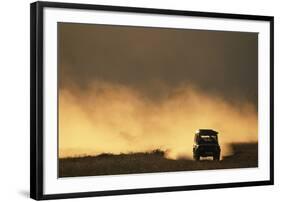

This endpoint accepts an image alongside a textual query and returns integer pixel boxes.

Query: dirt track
[59,143,258,177]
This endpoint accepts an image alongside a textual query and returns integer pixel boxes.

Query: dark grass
[59,143,258,177]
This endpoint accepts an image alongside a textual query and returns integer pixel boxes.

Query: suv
[193,129,221,161]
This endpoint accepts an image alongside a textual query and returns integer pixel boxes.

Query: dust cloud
[59,81,257,159]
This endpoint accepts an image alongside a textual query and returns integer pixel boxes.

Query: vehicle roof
[196,129,218,135]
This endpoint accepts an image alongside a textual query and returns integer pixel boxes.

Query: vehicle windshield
[198,135,218,144]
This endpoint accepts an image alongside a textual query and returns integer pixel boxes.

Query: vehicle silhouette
[193,129,221,161]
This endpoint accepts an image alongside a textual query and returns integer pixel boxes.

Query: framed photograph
[30,1,274,200]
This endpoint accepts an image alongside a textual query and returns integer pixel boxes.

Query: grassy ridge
[59,143,258,177]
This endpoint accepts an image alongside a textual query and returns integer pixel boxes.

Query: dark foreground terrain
[59,143,258,177]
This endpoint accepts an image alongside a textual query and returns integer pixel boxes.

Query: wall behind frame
[0,0,279,202]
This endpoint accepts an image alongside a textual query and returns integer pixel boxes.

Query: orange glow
[59,81,257,159]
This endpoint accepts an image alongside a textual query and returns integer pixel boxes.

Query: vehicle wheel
[193,154,200,161]
[213,153,220,161]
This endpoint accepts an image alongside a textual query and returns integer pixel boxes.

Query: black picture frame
[30,1,274,200]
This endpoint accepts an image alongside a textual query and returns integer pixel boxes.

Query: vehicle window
[199,135,217,143]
